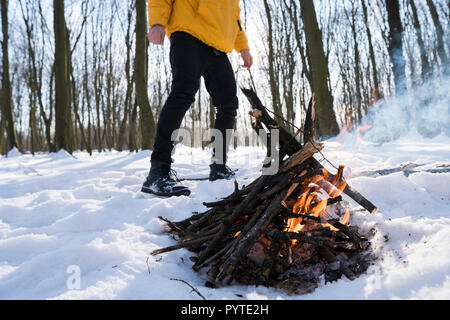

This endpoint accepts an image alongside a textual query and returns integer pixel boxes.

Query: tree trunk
[299,0,339,138]
[361,0,380,92]
[283,0,312,88]
[262,0,282,118]
[83,23,92,155]
[135,0,156,150]
[53,0,73,153]
[425,0,448,72]
[129,99,138,152]
[385,0,407,94]
[408,0,431,83]
[117,6,133,152]
[348,3,363,122]
[1,0,19,152]
[0,95,4,154]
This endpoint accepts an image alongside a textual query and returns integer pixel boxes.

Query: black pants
[151,31,238,166]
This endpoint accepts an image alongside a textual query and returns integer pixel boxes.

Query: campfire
[151,89,378,294]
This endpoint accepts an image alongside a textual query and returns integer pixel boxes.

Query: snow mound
[6,147,21,158]
[51,149,74,160]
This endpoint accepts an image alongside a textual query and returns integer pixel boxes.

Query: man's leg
[143,32,203,196]
[203,53,239,181]
[151,32,203,166]
[203,54,239,165]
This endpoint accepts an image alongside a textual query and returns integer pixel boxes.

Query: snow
[1,133,450,300]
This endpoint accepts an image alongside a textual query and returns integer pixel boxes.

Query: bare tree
[425,0,448,72]
[53,0,73,152]
[300,0,339,137]
[361,0,380,92]
[408,0,431,82]
[1,0,19,153]
[135,0,156,150]
[385,0,407,94]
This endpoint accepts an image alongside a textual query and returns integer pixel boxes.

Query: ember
[151,89,377,295]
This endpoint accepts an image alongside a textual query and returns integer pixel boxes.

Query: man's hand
[240,50,253,69]
[148,25,166,45]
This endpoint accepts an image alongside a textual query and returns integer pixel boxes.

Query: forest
[0,0,449,155]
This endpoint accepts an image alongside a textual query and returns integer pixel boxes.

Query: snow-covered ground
[1,131,449,300]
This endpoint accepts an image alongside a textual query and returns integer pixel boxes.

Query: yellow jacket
[147,0,250,53]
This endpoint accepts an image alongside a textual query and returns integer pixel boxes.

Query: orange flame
[341,210,350,225]
[285,166,348,235]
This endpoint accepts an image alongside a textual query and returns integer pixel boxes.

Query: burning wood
[151,89,377,295]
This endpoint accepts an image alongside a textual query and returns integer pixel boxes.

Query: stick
[283,213,322,223]
[303,95,315,144]
[194,175,271,268]
[173,211,210,229]
[327,219,364,244]
[257,172,294,201]
[186,208,217,232]
[170,278,206,300]
[283,232,335,247]
[217,188,289,281]
[242,87,303,156]
[195,242,233,271]
[205,266,220,288]
[280,141,324,173]
[158,216,198,239]
[316,246,356,281]
[262,229,285,279]
[309,157,378,214]
[203,197,244,208]
[343,184,378,214]
[214,200,271,271]
[151,234,215,256]
[327,196,343,205]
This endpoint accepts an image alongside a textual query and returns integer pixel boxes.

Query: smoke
[359,74,450,143]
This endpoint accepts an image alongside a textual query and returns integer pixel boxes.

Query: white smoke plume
[358,75,450,143]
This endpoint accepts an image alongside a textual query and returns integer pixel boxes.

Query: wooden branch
[205,266,220,288]
[317,246,356,281]
[242,87,303,156]
[203,197,244,208]
[303,95,315,144]
[327,219,364,245]
[258,172,294,201]
[262,229,285,279]
[173,210,210,229]
[194,175,271,268]
[217,188,289,281]
[283,213,322,223]
[158,216,198,239]
[185,208,217,232]
[280,141,324,173]
[151,234,215,256]
[327,196,343,205]
[170,278,206,300]
[195,242,233,271]
[309,157,378,214]
[343,184,378,214]
[213,200,271,271]
[283,232,335,246]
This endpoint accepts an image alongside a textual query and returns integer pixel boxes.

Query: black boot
[141,162,191,197]
[209,163,236,181]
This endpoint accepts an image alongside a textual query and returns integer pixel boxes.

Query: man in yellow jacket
[142,0,253,197]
